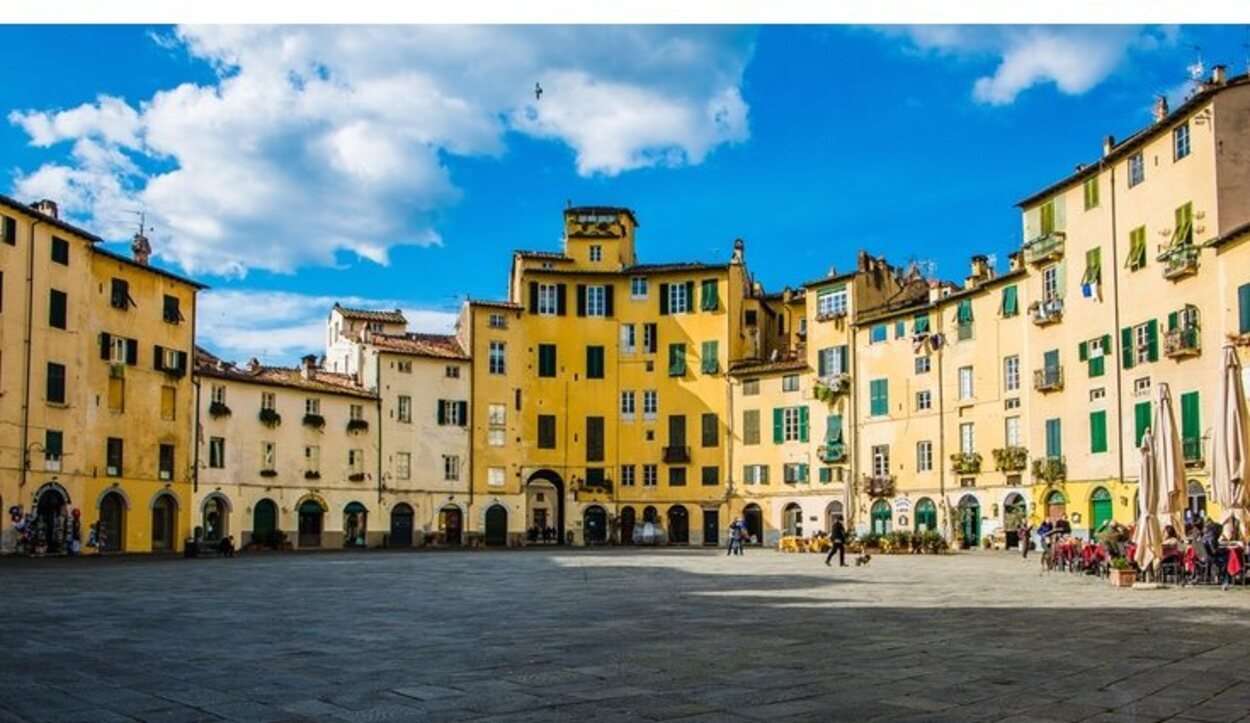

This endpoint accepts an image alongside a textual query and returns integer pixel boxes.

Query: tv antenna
[1187,45,1205,81]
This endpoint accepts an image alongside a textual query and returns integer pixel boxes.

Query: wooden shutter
[1134,402,1151,446]
[838,345,849,373]
[1090,411,1107,453]
[798,407,809,443]
[576,285,587,317]
[1045,419,1061,458]
[555,284,567,316]
[683,281,695,313]
[436,400,446,425]
[528,282,538,314]
[456,401,468,426]
[153,345,165,371]
[1146,319,1159,362]
[658,283,670,315]
[2,216,15,245]
[604,285,614,317]
[1181,392,1200,442]
[827,414,843,442]
[125,339,138,366]
[100,333,112,360]
[1121,327,1134,369]
[1239,284,1250,334]
[1078,341,1088,362]
[817,348,829,377]
[772,408,783,444]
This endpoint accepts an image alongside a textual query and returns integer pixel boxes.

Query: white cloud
[196,289,457,365]
[8,26,753,277]
[892,26,1172,106]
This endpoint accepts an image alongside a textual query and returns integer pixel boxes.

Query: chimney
[1153,95,1169,123]
[1008,251,1023,272]
[782,287,792,304]
[247,357,261,373]
[300,354,317,380]
[1213,64,1228,85]
[31,199,58,219]
[857,250,871,273]
[1102,135,1115,157]
[131,231,152,266]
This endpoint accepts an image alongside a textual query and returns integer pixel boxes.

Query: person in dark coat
[825,516,848,567]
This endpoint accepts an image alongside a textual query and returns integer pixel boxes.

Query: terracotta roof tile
[728,358,810,376]
[333,303,407,324]
[368,332,468,360]
[195,355,376,399]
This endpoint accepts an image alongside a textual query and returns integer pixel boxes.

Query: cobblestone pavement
[3,548,1250,722]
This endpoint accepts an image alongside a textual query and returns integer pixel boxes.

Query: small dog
[854,553,872,567]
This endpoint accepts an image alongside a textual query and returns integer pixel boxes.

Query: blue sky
[2,25,1247,362]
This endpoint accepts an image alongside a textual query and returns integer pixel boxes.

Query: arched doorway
[298,499,325,548]
[440,505,463,545]
[1045,490,1067,523]
[583,506,607,545]
[742,504,763,545]
[620,506,636,545]
[485,505,508,546]
[958,494,980,549]
[344,502,368,547]
[1003,493,1027,549]
[98,491,126,552]
[870,500,892,536]
[151,493,178,552]
[667,505,689,545]
[782,503,803,537]
[201,495,229,543]
[33,483,71,554]
[390,503,414,547]
[643,505,659,524]
[526,470,565,545]
[914,498,937,532]
[252,498,277,547]
[702,508,719,546]
[825,501,845,535]
[1089,487,1113,534]
[1187,480,1207,519]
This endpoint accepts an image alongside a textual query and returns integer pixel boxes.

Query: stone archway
[439,504,463,545]
[485,505,508,546]
[252,498,278,548]
[742,504,763,545]
[150,492,179,552]
[667,505,689,545]
[97,490,128,552]
[201,493,230,543]
[526,470,565,545]
[620,506,636,545]
[390,503,415,547]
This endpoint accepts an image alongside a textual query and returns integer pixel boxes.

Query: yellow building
[0,195,203,554]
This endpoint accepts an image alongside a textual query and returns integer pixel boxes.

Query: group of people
[526,525,559,544]
[726,517,748,555]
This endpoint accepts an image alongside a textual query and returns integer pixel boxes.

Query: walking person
[726,518,739,556]
[1018,519,1032,560]
[825,515,847,567]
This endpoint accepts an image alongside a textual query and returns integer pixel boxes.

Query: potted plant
[259,469,278,478]
[347,418,369,433]
[302,413,326,429]
[208,401,232,418]
[1109,557,1136,588]
[304,471,321,480]
[348,472,366,482]
[259,408,282,427]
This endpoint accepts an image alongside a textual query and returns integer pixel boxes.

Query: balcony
[1023,231,1065,265]
[991,446,1028,472]
[813,374,850,404]
[1030,298,1064,326]
[1159,244,1200,280]
[1032,456,1066,484]
[818,442,847,463]
[1183,437,1203,467]
[863,474,895,498]
[1164,327,1201,359]
[662,446,690,464]
[950,451,982,475]
[815,310,848,323]
[1033,366,1064,393]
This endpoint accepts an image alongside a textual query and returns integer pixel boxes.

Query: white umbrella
[1154,383,1187,537]
[1211,346,1250,540]
[1133,434,1162,572]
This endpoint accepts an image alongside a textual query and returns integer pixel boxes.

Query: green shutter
[1167,311,1178,332]
[870,379,888,416]
[957,299,973,324]
[1239,284,1250,334]
[1078,341,1088,362]
[819,467,832,483]
[700,279,719,311]
[1090,355,1105,378]
[1045,419,1061,458]
[1043,349,1059,372]
[1146,319,1159,362]
[1090,411,1108,453]
[827,414,843,442]
[1135,401,1152,446]
[798,407,809,443]
[668,343,686,376]
[1001,285,1018,317]
[913,314,930,334]
[1121,327,1134,369]
[799,464,809,482]
[700,341,718,374]
[772,408,783,445]
[658,283,669,315]
[1181,391,1200,443]
[683,281,695,314]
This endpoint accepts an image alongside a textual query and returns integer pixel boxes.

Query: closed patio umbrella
[1133,434,1162,572]
[1212,346,1250,541]
[1154,383,1187,537]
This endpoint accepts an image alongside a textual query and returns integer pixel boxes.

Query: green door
[958,496,980,549]
[871,501,892,536]
[914,498,937,532]
[1090,487,1113,533]
[252,498,276,547]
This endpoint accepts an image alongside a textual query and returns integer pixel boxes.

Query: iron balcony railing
[1030,297,1064,326]
[1024,231,1065,265]
[1159,244,1200,280]
[819,442,847,463]
[1033,366,1064,393]
[1163,327,1200,358]
[1183,437,1203,465]
[662,446,691,464]
[863,474,895,498]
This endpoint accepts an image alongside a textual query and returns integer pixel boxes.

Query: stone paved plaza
[3,549,1250,723]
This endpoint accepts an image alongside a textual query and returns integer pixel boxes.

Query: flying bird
[535,82,543,101]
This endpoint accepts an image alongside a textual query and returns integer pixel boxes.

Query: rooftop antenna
[1187,45,1205,81]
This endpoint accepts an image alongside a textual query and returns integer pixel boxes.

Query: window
[586,285,606,317]
[620,324,636,354]
[959,422,974,454]
[668,467,687,487]
[641,323,658,354]
[742,409,760,445]
[1005,416,1021,447]
[51,236,69,265]
[869,378,888,416]
[1173,122,1190,161]
[643,390,657,421]
[347,449,364,474]
[445,365,460,379]
[209,437,225,469]
[958,366,973,400]
[701,341,719,374]
[631,277,648,299]
[1127,226,1148,271]
[871,445,890,477]
[484,340,505,375]
[668,343,686,377]
[160,386,176,420]
[1131,321,1157,365]
[211,385,226,405]
[110,279,131,310]
[586,346,605,379]
[783,463,809,484]
[701,413,718,448]
[159,444,174,481]
[745,310,757,327]
[643,464,658,487]
[779,374,797,393]
[915,356,931,374]
[817,287,848,318]
[1090,411,1108,454]
[586,416,605,462]
[617,464,635,487]
[1081,335,1110,377]
[397,395,412,423]
[488,404,506,447]
[894,320,906,339]
[1001,285,1019,317]
[537,414,557,449]
[397,360,413,374]
[49,289,67,329]
[1005,397,1021,410]
[620,391,635,420]
[667,282,690,314]
[1041,265,1059,302]
[744,464,769,485]
[1128,152,1144,187]
[743,379,759,396]
[818,346,847,378]
[1,215,14,245]
[917,441,933,473]
[870,324,887,343]
[106,438,123,476]
[1090,388,1107,402]
[1084,176,1100,210]
[305,398,320,416]
[1004,355,1020,392]
[537,283,559,315]
[162,295,182,324]
[702,466,719,486]
[46,362,66,404]
[1173,202,1194,246]
[488,467,505,487]
[44,430,63,463]
[443,455,460,481]
[488,313,507,329]
[538,344,557,377]
[305,445,321,474]
[261,441,276,470]
[1039,199,1056,235]
[589,245,602,262]
[438,399,466,426]
[777,406,808,443]
[955,299,974,340]
[1133,376,1152,396]
[915,390,932,411]
[1181,390,1201,461]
